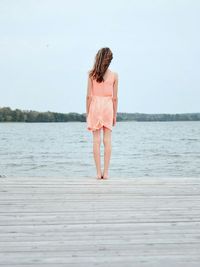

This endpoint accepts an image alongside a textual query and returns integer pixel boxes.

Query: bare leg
[103,126,112,179]
[92,128,102,178]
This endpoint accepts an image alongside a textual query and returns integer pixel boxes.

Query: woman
[86,47,118,179]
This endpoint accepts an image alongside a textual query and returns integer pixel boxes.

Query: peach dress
[87,69,114,132]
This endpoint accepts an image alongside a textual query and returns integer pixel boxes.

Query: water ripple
[0,121,200,177]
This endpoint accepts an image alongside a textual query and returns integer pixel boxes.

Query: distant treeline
[0,107,200,122]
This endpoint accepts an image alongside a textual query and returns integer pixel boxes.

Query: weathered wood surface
[0,176,200,267]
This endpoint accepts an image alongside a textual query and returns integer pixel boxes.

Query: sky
[0,0,199,114]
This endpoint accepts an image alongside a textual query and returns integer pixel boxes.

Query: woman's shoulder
[87,70,95,81]
[110,69,118,80]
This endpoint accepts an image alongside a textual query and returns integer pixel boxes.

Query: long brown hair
[88,47,113,83]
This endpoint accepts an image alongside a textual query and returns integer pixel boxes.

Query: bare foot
[103,172,109,179]
[97,173,103,179]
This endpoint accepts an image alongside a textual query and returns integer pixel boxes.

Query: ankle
[103,170,108,176]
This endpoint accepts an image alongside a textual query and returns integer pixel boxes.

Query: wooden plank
[0,176,200,266]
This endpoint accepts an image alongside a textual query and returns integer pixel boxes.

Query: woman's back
[92,69,114,97]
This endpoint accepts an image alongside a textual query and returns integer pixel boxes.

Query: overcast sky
[0,0,199,114]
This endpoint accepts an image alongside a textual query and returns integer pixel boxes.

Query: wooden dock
[0,176,200,266]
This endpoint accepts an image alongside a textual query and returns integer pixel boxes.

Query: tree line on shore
[0,107,200,122]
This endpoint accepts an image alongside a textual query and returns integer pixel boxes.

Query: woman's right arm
[113,72,118,123]
[86,75,93,117]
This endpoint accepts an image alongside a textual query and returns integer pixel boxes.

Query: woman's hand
[113,114,117,126]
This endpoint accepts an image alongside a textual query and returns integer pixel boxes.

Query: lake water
[0,121,200,178]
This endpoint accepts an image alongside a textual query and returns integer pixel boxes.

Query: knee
[103,137,111,147]
[93,137,101,147]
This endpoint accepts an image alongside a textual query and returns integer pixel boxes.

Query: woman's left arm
[86,76,92,116]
